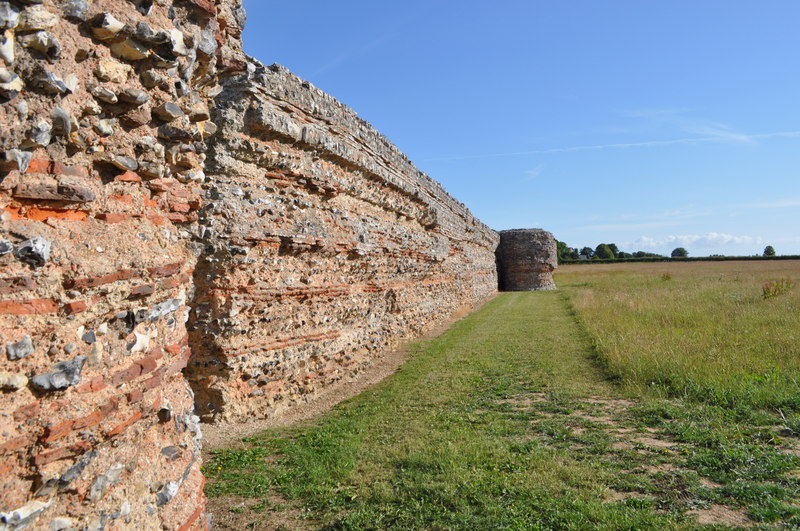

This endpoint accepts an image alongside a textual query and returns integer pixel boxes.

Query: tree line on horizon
[556,241,778,263]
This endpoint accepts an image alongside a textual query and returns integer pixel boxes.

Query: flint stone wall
[0,0,246,529]
[184,60,499,422]
[0,0,499,528]
[496,229,558,291]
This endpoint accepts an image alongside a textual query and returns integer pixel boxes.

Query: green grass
[207,293,683,529]
[558,261,800,410]
[206,262,800,529]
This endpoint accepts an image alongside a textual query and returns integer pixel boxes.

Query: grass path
[205,292,799,529]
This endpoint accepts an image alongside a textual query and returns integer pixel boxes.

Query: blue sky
[242,1,800,256]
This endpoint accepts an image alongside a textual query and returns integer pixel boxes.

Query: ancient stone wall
[0,1,246,529]
[0,1,499,528]
[184,60,499,422]
[496,229,558,291]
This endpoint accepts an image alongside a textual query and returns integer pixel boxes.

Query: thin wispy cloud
[425,107,800,163]
[622,108,787,145]
[617,206,711,222]
[686,124,754,143]
[735,198,800,209]
[422,130,800,162]
[633,232,765,250]
[577,221,685,232]
[623,108,694,119]
[522,164,544,180]
[573,198,797,246]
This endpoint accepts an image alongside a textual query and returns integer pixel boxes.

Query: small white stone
[0,29,14,63]
[15,99,27,119]
[130,330,150,353]
[83,99,102,116]
[91,13,125,40]
[95,59,131,83]
[90,85,117,104]
[0,500,53,529]
[50,517,75,531]
[17,30,59,57]
[169,28,189,56]
[18,7,59,31]
[64,74,78,93]
[110,39,149,61]
[0,67,23,91]
[0,371,28,390]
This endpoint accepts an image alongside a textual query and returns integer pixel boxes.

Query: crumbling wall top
[213,59,498,249]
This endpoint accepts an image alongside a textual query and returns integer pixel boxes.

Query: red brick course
[0,299,60,315]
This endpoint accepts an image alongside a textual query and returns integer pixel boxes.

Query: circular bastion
[496,229,558,291]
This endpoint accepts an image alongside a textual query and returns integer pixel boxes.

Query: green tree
[671,247,689,258]
[633,251,664,258]
[763,245,776,257]
[595,243,615,260]
[555,241,581,263]
[579,247,594,259]
[556,240,572,263]
[608,243,620,258]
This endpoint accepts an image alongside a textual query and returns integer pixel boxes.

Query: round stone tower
[496,229,558,291]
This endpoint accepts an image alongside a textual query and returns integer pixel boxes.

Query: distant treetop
[594,243,615,260]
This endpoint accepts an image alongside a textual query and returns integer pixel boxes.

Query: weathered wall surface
[496,229,557,291]
[185,61,499,422]
[0,0,246,529]
[0,0,499,528]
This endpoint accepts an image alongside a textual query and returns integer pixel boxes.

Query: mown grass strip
[207,292,684,529]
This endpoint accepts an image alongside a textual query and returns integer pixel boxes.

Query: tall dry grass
[557,261,800,410]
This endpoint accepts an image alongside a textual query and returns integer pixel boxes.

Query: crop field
[205,261,800,529]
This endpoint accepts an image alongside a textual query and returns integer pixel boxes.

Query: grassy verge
[206,263,800,529]
[557,260,800,410]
